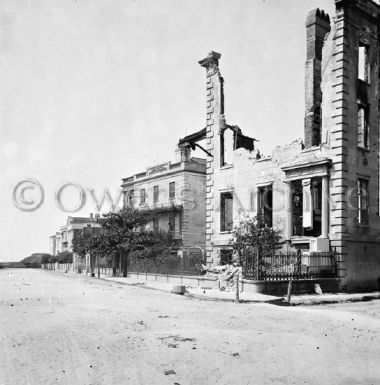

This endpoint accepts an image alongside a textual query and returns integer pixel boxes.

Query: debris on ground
[314,284,323,295]
[202,263,241,292]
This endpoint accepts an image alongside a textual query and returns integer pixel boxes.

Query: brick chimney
[199,51,224,118]
[198,51,225,264]
[304,9,330,148]
[175,145,191,162]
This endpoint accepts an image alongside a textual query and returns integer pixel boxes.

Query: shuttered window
[153,186,159,203]
[140,188,145,205]
[357,105,369,149]
[358,179,369,225]
[221,192,233,232]
[169,182,175,200]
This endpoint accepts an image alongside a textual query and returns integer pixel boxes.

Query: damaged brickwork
[124,0,380,291]
[178,0,380,291]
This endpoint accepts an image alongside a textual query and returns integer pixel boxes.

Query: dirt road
[1,269,379,385]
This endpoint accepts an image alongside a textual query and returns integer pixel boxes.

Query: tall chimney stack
[304,9,330,148]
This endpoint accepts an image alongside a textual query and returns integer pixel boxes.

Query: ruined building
[178,0,380,291]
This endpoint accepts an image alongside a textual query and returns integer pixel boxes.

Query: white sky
[1,0,336,261]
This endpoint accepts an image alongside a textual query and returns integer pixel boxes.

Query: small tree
[41,254,52,264]
[230,215,281,264]
[98,207,174,258]
[73,208,175,276]
[48,255,58,263]
[57,251,73,264]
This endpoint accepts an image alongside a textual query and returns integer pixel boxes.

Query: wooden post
[287,279,293,303]
[235,272,240,303]
[123,250,127,278]
[112,253,116,277]
[255,248,260,281]
[90,253,95,277]
[125,251,128,278]
[97,254,100,278]
[119,249,122,277]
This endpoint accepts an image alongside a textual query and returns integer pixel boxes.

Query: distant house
[49,214,102,255]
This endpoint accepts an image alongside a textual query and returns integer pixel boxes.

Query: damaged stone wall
[322,0,380,290]
[197,0,380,291]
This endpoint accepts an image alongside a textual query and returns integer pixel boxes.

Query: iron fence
[242,249,341,281]
[126,248,205,276]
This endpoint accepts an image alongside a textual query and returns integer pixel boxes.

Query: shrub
[56,251,73,264]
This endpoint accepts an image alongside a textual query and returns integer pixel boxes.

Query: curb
[289,294,380,306]
[100,277,380,305]
[44,270,380,306]
[99,276,267,303]
[100,276,279,303]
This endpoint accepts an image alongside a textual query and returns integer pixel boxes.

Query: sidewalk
[98,274,380,306]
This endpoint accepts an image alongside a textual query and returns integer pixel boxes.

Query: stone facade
[177,0,380,291]
[121,157,206,249]
[324,0,380,290]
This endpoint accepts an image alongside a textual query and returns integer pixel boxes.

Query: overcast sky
[1,0,336,261]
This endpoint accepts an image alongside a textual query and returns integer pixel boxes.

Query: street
[1,269,379,385]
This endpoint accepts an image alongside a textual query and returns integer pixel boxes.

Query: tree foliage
[41,254,51,264]
[230,215,281,262]
[72,207,175,261]
[56,251,73,263]
[48,255,58,263]
[21,253,52,267]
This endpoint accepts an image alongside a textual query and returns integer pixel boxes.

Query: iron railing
[127,248,205,276]
[242,249,341,281]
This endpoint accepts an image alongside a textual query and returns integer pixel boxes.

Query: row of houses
[49,214,101,256]
[50,0,380,291]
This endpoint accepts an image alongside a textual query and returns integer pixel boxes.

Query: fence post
[112,253,117,277]
[296,248,302,279]
[287,279,293,303]
[181,250,184,275]
[333,247,338,277]
[235,272,240,303]
[119,249,122,277]
[124,250,128,278]
[255,249,259,281]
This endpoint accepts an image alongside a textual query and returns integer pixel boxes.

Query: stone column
[286,182,293,240]
[321,175,329,238]
[199,51,224,265]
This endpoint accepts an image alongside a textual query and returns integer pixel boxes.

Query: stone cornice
[282,158,331,181]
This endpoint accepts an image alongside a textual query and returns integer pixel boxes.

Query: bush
[48,255,58,263]
[56,251,73,264]
[128,247,172,273]
[230,215,281,264]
